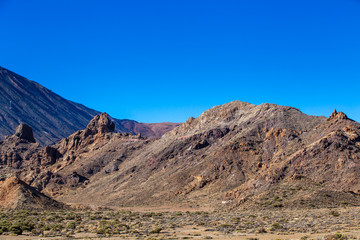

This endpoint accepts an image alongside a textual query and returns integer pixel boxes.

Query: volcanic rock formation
[61,101,358,210]
[14,123,36,143]
[0,177,65,210]
[1,101,360,210]
[0,124,41,169]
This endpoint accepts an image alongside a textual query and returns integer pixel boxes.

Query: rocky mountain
[0,177,65,210]
[0,66,179,145]
[1,101,360,210]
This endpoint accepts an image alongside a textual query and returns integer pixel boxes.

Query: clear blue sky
[1,0,359,123]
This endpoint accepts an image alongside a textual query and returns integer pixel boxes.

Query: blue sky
[0,0,359,123]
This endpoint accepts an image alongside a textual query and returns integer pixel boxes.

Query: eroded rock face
[70,101,359,209]
[14,123,36,143]
[328,109,348,121]
[0,124,40,168]
[1,103,360,210]
[0,176,66,210]
[86,113,115,134]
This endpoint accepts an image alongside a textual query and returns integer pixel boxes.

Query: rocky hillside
[1,101,360,210]
[0,177,66,210]
[0,66,179,145]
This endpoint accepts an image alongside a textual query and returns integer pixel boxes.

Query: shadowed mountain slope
[0,66,179,145]
[0,66,99,145]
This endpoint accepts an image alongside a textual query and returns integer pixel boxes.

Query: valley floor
[0,206,360,239]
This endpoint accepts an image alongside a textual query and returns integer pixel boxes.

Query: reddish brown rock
[14,123,36,143]
[1,103,360,210]
[328,109,348,121]
[0,177,66,210]
[86,112,115,134]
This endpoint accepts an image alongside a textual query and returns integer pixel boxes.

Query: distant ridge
[0,66,179,145]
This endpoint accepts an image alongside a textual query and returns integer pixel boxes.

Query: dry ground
[0,206,359,239]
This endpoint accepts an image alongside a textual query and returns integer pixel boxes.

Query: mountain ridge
[0,66,179,144]
[1,66,360,211]
[1,100,358,210]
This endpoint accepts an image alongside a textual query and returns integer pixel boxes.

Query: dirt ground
[0,206,360,239]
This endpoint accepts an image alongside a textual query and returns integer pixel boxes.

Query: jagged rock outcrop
[14,123,36,142]
[13,113,151,199]
[328,109,348,121]
[55,112,116,154]
[86,113,115,134]
[0,124,41,168]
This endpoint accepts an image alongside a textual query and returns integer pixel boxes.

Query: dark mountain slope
[0,66,179,145]
[0,66,101,144]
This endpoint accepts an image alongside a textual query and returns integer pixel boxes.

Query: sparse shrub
[54,223,64,231]
[314,182,322,187]
[31,228,40,235]
[335,233,343,239]
[67,221,76,229]
[329,210,340,217]
[65,213,76,220]
[96,227,107,234]
[9,224,23,235]
[0,220,11,233]
[19,220,35,232]
[325,233,348,240]
[149,227,162,234]
[271,222,283,231]
[273,196,282,202]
